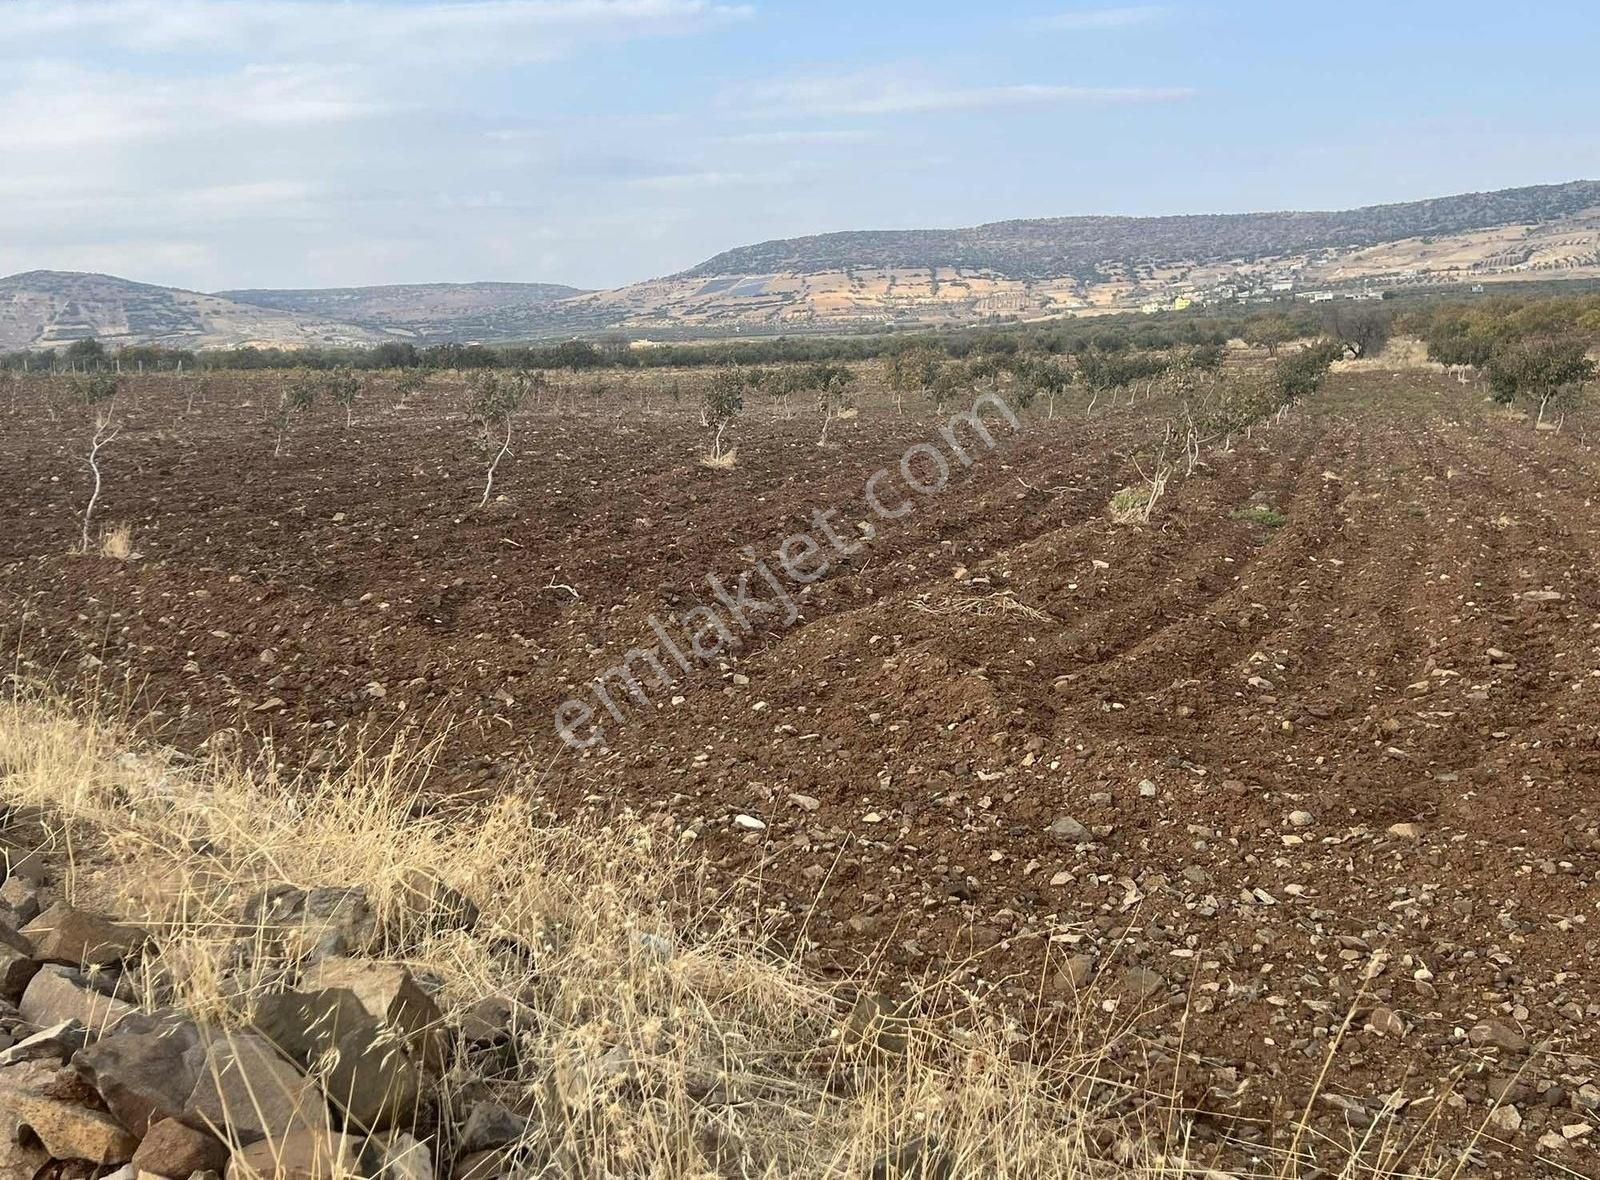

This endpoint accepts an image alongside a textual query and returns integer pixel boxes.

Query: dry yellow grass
[0,688,1495,1179]
[698,446,738,470]
[98,522,135,560]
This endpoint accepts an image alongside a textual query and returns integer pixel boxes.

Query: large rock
[242,887,376,964]
[73,1016,205,1135]
[132,1116,231,1177]
[183,1032,329,1147]
[0,877,42,926]
[19,965,136,1034]
[0,942,39,1005]
[21,903,148,968]
[393,869,479,937]
[251,990,425,1132]
[300,960,446,1071]
[377,1130,433,1180]
[0,1021,86,1067]
[0,1059,140,1165]
[224,1130,364,1180]
[458,1101,528,1153]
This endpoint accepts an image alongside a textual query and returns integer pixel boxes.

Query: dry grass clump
[1107,469,1170,526]
[911,590,1051,622]
[98,523,135,560]
[698,446,739,470]
[0,687,1146,1178]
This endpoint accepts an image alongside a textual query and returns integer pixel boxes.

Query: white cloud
[721,128,879,146]
[730,71,1194,117]
[0,0,752,66]
[625,169,785,190]
[1033,6,1167,30]
[0,62,383,151]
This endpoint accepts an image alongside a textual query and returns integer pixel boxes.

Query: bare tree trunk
[480,414,513,508]
[81,415,120,554]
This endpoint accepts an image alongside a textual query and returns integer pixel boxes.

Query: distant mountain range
[215,282,589,344]
[5,180,1599,350]
[679,180,1600,281]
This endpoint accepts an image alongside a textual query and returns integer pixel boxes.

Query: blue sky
[2,0,1596,290]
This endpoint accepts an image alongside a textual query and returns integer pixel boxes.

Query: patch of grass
[99,522,135,560]
[698,446,738,469]
[1108,486,1147,523]
[1230,504,1287,528]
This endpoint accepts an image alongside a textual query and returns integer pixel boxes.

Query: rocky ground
[2,367,1598,1174]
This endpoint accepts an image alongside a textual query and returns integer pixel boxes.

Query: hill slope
[219,281,589,343]
[680,180,1600,281]
[0,271,387,351]
[567,180,1600,331]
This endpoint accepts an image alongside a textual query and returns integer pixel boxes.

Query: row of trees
[1405,293,1599,426]
[0,300,1369,379]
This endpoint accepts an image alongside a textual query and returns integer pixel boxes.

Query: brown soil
[3,369,1598,1175]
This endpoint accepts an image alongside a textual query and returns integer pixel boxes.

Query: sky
[1,0,1597,292]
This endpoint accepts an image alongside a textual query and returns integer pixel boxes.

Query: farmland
[2,355,1600,1173]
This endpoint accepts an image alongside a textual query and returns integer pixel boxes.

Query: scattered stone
[459,1101,529,1153]
[1488,1105,1522,1134]
[1138,780,1158,798]
[21,903,148,968]
[0,1021,85,1067]
[1366,1006,1405,1038]
[131,1117,230,1177]
[73,1016,204,1135]
[377,1130,433,1180]
[1387,822,1425,840]
[393,869,479,936]
[1469,1020,1529,1053]
[251,990,424,1132]
[242,886,377,964]
[224,1130,363,1180]
[1286,811,1315,828]
[19,965,135,1033]
[299,959,446,1071]
[453,1146,516,1180]
[1121,967,1165,1003]
[732,814,766,832]
[0,877,42,926]
[1047,816,1091,842]
[0,942,40,1004]
[0,1059,140,1164]
[183,1031,329,1146]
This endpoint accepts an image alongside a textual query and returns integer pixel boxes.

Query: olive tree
[325,365,362,429]
[468,370,531,507]
[1486,336,1595,426]
[805,362,855,446]
[272,370,318,458]
[882,344,945,416]
[701,366,746,463]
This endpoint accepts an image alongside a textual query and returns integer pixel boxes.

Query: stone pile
[0,851,545,1180]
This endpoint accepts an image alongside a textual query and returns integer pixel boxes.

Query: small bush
[1231,504,1287,528]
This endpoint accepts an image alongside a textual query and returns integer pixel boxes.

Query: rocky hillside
[680,180,1600,281]
[219,281,589,344]
[0,271,387,352]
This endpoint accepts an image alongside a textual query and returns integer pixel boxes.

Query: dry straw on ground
[0,686,1494,1179]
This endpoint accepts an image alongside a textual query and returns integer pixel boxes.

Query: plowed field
[3,368,1598,1173]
